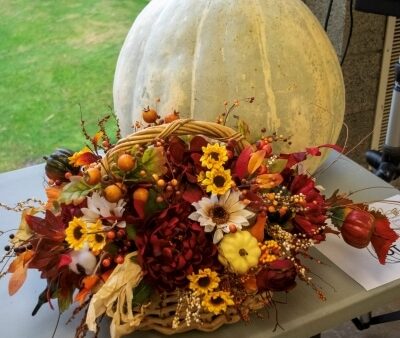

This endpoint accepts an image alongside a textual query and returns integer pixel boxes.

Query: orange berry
[64,172,72,180]
[117,154,136,171]
[106,231,116,240]
[142,107,158,123]
[84,168,102,185]
[170,179,178,186]
[133,187,149,203]
[115,255,124,264]
[104,183,125,202]
[102,258,111,267]
[157,179,166,187]
[164,110,180,123]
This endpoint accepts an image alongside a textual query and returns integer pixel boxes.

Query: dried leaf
[256,173,283,189]
[237,118,251,140]
[59,177,96,204]
[8,265,27,296]
[248,149,266,175]
[92,131,104,145]
[141,146,167,176]
[74,152,99,166]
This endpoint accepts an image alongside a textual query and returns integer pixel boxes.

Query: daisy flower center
[73,226,84,240]
[197,276,211,288]
[213,175,226,188]
[210,205,229,224]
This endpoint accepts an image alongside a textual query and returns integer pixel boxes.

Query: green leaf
[59,177,98,204]
[56,288,73,313]
[126,224,136,240]
[132,281,153,307]
[268,159,288,174]
[144,189,167,216]
[104,242,119,256]
[141,147,167,176]
[330,208,346,229]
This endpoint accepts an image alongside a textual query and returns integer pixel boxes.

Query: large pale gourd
[114,0,345,172]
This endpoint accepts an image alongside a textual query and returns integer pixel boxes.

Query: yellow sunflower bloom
[202,291,235,315]
[65,217,88,250]
[187,268,220,295]
[202,168,232,195]
[200,143,228,169]
[87,219,106,252]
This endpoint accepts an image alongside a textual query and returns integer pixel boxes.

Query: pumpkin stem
[239,248,248,256]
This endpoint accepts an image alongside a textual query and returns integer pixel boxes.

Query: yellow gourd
[218,231,261,275]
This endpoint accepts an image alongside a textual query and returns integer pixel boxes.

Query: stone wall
[303,0,387,166]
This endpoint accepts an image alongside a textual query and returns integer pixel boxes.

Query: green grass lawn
[0,0,148,172]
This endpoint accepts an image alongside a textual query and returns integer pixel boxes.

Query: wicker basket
[102,119,271,334]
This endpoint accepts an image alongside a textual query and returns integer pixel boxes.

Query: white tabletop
[0,153,399,338]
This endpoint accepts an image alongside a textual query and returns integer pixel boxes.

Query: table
[1,153,399,338]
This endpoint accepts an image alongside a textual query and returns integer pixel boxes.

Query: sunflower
[202,291,235,315]
[189,190,254,243]
[87,219,107,252]
[187,268,220,295]
[65,217,88,250]
[200,143,228,169]
[202,168,232,195]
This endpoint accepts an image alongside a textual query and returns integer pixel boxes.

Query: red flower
[256,259,297,292]
[370,212,399,264]
[289,174,327,241]
[135,203,219,291]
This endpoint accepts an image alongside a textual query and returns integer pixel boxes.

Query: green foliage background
[0,0,148,172]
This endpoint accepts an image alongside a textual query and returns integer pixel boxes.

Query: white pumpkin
[113,0,345,172]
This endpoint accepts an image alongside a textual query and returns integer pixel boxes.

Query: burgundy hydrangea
[289,174,327,242]
[256,259,297,292]
[135,202,219,291]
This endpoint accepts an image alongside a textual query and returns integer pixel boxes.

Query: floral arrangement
[1,106,399,338]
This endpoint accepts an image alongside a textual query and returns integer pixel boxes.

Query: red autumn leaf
[235,145,253,179]
[168,137,186,164]
[182,184,203,203]
[134,199,146,219]
[74,152,99,166]
[306,147,321,156]
[189,136,208,152]
[25,210,65,242]
[281,152,307,168]
[58,254,72,268]
[370,212,399,264]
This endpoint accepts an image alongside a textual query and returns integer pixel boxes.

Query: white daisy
[81,192,126,228]
[189,190,254,243]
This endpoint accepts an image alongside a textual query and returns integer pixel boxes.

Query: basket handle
[104,119,249,167]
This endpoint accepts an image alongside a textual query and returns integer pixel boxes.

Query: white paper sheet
[316,194,400,290]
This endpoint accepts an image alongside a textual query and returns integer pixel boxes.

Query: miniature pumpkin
[218,231,261,274]
[44,148,78,181]
[113,0,345,172]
